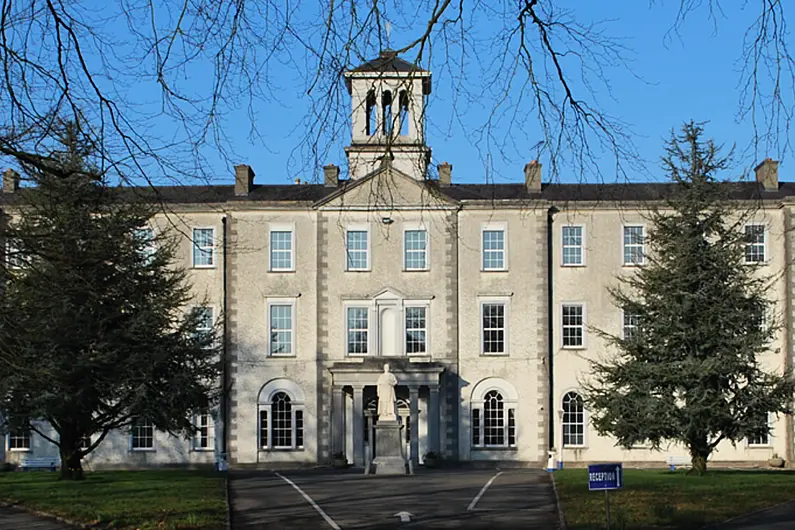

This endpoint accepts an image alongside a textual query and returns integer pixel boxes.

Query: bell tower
[343,51,432,180]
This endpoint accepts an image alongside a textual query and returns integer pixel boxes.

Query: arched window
[471,379,517,448]
[398,91,409,136]
[382,91,393,135]
[366,90,377,136]
[258,380,305,450]
[562,392,585,447]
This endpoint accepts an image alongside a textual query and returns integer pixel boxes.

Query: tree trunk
[59,446,84,481]
[688,451,708,475]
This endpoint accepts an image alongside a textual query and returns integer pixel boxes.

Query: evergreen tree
[0,122,222,480]
[584,122,794,475]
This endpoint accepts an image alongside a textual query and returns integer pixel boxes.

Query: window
[399,91,409,136]
[347,307,369,355]
[382,91,393,135]
[562,304,585,348]
[482,228,506,270]
[79,435,91,450]
[749,413,771,446]
[346,229,369,271]
[135,227,156,264]
[482,302,507,355]
[366,90,377,136]
[562,392,585,446]
[131,418,154,450]
[5,237,25,269]
[471,387,517,449]
[194,306,214,349]
[744,224,766,263]
[269,303,294,356]
[562,226,584,266]
[404,230,427,270]
[192,228,214,267]
[623,309,640,340]
[405,307,427,354]
[270,229,294,271]
[7,429,30,451]
[623,226,645,265]
[259,392,304,450]
[193,413,214,450]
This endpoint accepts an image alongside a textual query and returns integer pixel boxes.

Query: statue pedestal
[371,420,407,475]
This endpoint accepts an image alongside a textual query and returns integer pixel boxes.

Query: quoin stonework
[1,53,793,469]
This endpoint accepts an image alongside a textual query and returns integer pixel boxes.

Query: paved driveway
[229,468,560,529]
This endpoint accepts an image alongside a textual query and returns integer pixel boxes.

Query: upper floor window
[405,306,427,354]
[562,392,585,447]
[744,224,766,263]
[562,226,584,266]
[404,229,428,270]
[347,307,369,355]
[562,304,585,348]
[135,227,156,264]
[269,301,295,356]
[623,225,644,266]
[131,418,154,450]
[481,301,507,355]
[346,228,370,271]
[193,412,214,451]
[270,228,294,271]
[194,306,214,348]
[192,228,215,268]
[7,429,30,451]
[623,309,640,340]
[482,225,507,271]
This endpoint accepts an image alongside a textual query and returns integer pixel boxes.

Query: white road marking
[467,471,504,511]
[274,472,341,530]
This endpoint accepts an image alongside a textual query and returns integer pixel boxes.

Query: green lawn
[0,469,226,529]
[555,468,795,530]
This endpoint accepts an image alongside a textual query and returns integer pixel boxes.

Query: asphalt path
[229,468,560,529]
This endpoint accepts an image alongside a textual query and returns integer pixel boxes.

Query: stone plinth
[371,420,407,475]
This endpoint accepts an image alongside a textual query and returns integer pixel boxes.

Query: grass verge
[555,468,795,530]
[0,469,226,529]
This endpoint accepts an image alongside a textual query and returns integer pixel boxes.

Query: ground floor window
[562,392,585,446]
[131,418,155,450]
[259,391,304,450]
[472,389,516,448]
[7,429,30,451]
[193,412,214,450]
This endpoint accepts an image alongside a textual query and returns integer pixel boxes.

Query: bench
[666,455,691,471]
[20,456,60,472]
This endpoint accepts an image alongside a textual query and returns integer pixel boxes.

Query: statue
[376,363,398,421]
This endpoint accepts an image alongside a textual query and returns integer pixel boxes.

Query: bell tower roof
[345,51,431,95]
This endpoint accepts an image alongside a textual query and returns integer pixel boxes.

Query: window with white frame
[192,228,215,267]
[744,224,766,263]
[346,229,369,271]
[131,418,154,450]
[7,429,30,451]
[562,392,585,446]
[481,302,507,355]
[562,226,584,266]
[404,230,428,270]
[623,225,645,265]
[135,227,156,264]
[269,302,295,356]
[193,306,214,348]
[471,385,517,448]
[259,391,304,449]
[405,306,427,354]
[347,307,369,355]
[270,229,294,271]
[482,227,506,270]
[623,309,640,340]
[748,413,771,446]
[562,304,584,348]
[193,412,214,450]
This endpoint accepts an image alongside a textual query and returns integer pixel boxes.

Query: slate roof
[350,51,429,74]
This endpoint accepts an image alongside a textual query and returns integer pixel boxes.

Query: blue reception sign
[588,463,623,491]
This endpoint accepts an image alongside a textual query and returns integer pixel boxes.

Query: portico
[329,359,444,467]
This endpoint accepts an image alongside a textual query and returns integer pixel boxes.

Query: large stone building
[2,52,793,469]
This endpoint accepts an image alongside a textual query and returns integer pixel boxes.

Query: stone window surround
[258,378,305,451]
[470,377,518,450]
[561,224,585,266]
[479,296,510,356]
[191,226,216,268]
[481,222,508,272]
[403,222,430,271]
[561,302,586,349]
[267,297,297,357]
[345,223,371,271]
[622,224,645,267]
[744,223,767,264]
[268,222,296,272]
[561,390,587,448]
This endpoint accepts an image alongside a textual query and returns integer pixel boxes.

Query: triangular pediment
[371,287,407,301]
[314,166,458,210]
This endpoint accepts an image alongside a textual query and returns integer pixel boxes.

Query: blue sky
[93,1,793,187]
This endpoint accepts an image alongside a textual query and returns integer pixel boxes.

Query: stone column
[332,386,345,456]
[352,386,364,466]
[428,386,440,454]
[409,386,420,465]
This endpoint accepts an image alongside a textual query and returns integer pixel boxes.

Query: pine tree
[584,122,794,475]
[0,122,222,480]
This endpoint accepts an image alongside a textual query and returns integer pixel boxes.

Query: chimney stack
[524,160,542,193]
[324,164,340,187]
[755,158,779,192]
[234,164,255,196]
[438,162,452,186]
[2,169,19,193]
